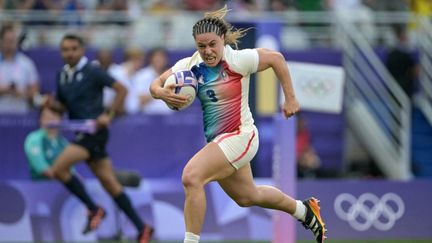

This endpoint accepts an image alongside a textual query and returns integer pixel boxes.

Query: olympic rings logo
[334,193,405,231]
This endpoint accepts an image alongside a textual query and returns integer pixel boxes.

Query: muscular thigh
[52,144,89,171]
[217,164,258,201]
[183,142,236,184]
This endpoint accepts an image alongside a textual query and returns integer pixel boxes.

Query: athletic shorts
[213,126,259,170]
[72,128,109,161]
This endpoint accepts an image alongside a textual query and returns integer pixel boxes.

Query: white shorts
[213,127,259,170]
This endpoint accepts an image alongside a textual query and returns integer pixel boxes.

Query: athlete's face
[195,32,224,67]
[60,39,84,67]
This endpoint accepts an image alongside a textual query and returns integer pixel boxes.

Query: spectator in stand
[94,48,119,72]
[146,0,176,13]
[29,0,65,25]
[294,0,323,11]
[296,114,341,178]
[103,47,145,114]
[0,0,34,10]
[410,0,432,17]
[408,0,432,39]
[296,115,321,178]
[134,47,173,114]
[363,0,409,12]
[386,24,419,100]
[228,0,260,17]
[182,0,222,11]
[0,24,40,113]
[268,0,288,11]
[96,0,130,25]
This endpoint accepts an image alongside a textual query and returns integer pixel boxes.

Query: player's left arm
[256,48,300,118]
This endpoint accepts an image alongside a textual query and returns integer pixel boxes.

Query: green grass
[297,241,432,243]
[146,240,432,243]
[160,240,432,243]
[37,240,432,243]
[97,239,432,243]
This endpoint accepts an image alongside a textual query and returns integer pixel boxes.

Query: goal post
[272,115,296,243]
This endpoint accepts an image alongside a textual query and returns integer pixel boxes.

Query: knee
[234,196,255,208]
[52,167,70,181]
[181,167,204,190]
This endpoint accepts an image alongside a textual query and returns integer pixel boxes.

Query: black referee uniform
[56,57,115,161]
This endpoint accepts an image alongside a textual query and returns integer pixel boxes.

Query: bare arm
[95,81,127,128]
[27,83,39,99]
[256,48,300,118]
[108,81,127,114]
[150,69,172,99]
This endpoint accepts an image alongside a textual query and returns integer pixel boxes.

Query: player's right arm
[150,69,189,108]
[256,48,299,118]
[24,131,54,179]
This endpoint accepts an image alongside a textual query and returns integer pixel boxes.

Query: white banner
[281,62,345,114]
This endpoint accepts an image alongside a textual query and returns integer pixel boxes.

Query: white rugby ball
[163,70,198,110]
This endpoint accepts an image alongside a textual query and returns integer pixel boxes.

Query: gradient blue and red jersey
[172,45,259,142]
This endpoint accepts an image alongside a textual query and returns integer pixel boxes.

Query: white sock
[184,232,200,243]
[292,200,307,221]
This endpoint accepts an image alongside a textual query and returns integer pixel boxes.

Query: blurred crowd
[0,0,430,18]
[0,0,429,49]
[0,22,175,115]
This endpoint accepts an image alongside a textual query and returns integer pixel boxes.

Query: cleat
[82,207,106,234]
[137,224,154,243]
[300,197,326,243]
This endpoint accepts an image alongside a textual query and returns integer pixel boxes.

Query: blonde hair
[192,5,250,48]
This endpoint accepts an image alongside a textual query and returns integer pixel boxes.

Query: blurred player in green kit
[24,106,69,180]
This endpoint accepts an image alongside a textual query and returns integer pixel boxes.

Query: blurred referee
[45,34,153,243]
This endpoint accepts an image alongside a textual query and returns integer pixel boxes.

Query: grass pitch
[114,240,431,243]
[36,240,432,243]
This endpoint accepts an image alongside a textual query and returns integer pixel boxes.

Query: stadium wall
[0,179,431,241]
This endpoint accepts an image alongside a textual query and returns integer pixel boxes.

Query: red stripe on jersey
[214,130,241,144]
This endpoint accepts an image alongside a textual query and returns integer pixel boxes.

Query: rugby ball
[163,70,198,110]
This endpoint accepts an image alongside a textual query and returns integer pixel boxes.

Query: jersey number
[206,89,218,102]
